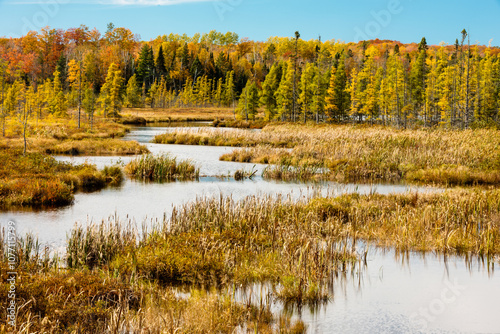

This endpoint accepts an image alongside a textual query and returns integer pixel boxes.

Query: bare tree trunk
[465,33,471,128]
[78,61,82,129]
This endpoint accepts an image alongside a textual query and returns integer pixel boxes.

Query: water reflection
[0,124,498,333]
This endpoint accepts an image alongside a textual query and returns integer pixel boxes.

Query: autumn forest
[1,25,499,132]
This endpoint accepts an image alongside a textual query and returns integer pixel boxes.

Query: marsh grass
[3,186,499,332]
[121,106,235,123]
[66,218,138,269]
[109,194,359,307]
[153,128,296,148]
[1,219,307,333]
[234,166,258,181]
[0,151,124,208]
[156,124,500,185]
[125,154,200,182]
[43,138,148,156]
[1,118,148,156]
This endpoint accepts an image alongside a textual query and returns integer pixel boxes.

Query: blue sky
[0,0,499,45]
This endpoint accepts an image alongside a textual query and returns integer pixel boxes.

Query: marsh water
[1,123,499,333]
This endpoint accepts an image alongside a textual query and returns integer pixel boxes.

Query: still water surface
[0,123,498,333]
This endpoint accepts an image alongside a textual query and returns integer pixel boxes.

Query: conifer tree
[99,63,123,118]
[51,70,67,117]
[156,45,168,79]
[275,61,294,121]
[236,80,259,120]
[299,63,317,123]
[223,70,235,108]
[325,55,349,122]
[82,82,96,129]
[260,62,282,120]
[125,74,142,107]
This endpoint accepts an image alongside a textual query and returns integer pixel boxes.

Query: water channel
[0,123,498,333]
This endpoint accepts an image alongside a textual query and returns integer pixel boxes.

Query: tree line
[1,24,500,131]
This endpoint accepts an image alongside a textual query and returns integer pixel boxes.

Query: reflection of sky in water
[0,126,443,248]
[0,125,497,333]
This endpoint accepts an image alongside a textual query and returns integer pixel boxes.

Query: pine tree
[68,59,84,128]
[125,74,142,107]
[347,67,360,120]
[260,62,282,120]
[3,81,23,135]
[99,63,123,118]
[50,70,67,117]
[136,45,155,90]
[410,42,428,122]
[299,62,317,123]
[325,55,349,122]
[156,45,168,79]
[223,70,235,108]
[236,80,259,120]
[214,77,224,107]
[82,83,97,130]
[275,61,294,121]
[21,85,35,154]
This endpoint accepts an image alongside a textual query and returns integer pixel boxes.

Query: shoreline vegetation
[2,188,499,332]
[0,151,123,208]
[0,119,148,209]
[2,24,500,333]
[125,153,200,182]
[154,123,500,186]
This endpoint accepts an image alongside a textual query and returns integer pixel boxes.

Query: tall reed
[125,153,200,182]
[158,124,500,184]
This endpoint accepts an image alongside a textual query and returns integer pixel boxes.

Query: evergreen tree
[82,82,97,129]
[275,61,294,121]
[50,70,67,117]
[156,45,168,79]
[223,70,235,108]
[236,80,259,120]
[325,55,349,122]
[260,62,282,120]
[99,63,123,118]
[299,62,317,123]
[136,45,155,90]
[125,74,142,107]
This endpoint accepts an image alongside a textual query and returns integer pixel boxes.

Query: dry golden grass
[157,123,500,185]
[0,151,124,208]
[121,106,237,122]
